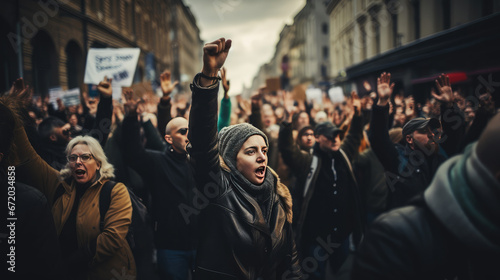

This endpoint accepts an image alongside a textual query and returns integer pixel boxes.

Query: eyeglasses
[67,153,93,163]
[177,128,188,135]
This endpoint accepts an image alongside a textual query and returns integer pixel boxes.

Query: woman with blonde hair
[6,91,135,279]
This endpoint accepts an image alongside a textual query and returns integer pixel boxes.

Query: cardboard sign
[292,84,306,101]
[266,77,281,92]
[84,48,140,87]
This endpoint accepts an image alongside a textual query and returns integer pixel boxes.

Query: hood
[424,143,500,253]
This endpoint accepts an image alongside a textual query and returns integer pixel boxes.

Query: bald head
[165,117,189,154]
[165,117,188,135]
[476,112,500,182]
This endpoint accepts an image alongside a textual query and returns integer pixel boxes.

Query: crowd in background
[1,46,499,280]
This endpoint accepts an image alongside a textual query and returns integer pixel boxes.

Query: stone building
[249,0,331,93]
[327,0,500,98]
[0,0,202,96]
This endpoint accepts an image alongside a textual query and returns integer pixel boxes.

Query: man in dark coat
[122,77,198,280]
[369,72,464,209]
[351,112,500,280]
[278,94,365,279]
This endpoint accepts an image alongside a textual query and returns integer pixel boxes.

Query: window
[322,23,328,34]
[413,0,420,39]
[323,46,329,59]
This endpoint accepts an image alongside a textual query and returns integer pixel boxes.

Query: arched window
[31,30,59,97]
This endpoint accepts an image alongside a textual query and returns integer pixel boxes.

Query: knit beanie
[218,123,269,171]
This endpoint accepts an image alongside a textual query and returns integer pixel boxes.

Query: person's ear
[49,134,57,142]
[406,134,413,145]
[165,134,173,145]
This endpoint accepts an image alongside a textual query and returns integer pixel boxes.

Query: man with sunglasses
[122,72,197,280]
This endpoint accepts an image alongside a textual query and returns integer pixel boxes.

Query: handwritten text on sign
[84,48,140,87]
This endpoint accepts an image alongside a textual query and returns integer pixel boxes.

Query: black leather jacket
[188,77,302,280]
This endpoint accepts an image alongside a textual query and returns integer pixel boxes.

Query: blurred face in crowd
[406,127,438,154]
[394,113,406,127]
[316,134,341,152]
[299,129,315,150]
[464,106,475,123]
[262,109,276,128]
[52,124,71,144]
[165,117,189,154]
[69,144,100,185]
[236,135,268,185]
[297,112,310,130]
[69,114,78,127]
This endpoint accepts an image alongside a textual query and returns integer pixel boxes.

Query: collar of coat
[220,156,293,224]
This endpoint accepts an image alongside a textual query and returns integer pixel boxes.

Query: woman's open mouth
[75,169,86,178]
[255,166,266,178]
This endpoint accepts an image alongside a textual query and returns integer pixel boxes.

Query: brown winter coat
[10,124,136,280]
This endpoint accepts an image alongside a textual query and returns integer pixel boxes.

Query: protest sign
[84,48,140,87]
[49,87,64,110]
[305,87,322,104]
[328,87,345,103]
[63,88,81,106]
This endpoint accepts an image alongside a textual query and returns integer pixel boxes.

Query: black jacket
[122,113,198,250]
[368,103,463,209]
[0,171,63,279]
[188,78,302,280]
[352,146,500,279]
[278,116,365,249]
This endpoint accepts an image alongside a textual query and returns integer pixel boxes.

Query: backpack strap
[99,180,117,232]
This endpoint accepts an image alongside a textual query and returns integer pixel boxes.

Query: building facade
[327,0,500,98]
[249,0,331,93]
[0,0,202,96]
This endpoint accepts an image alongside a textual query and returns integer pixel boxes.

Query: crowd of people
[1,37,499,280]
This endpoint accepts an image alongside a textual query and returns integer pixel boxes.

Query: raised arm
[433,74,465,157]
[217,67,231,131]
[369,72,400,174]
[158,70,178,137]
[188,38,232,192]
[340,91,364,161]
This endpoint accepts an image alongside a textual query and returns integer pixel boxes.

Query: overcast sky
[183,0,305,94]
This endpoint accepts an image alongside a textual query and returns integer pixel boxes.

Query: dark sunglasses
[177,128,188,135]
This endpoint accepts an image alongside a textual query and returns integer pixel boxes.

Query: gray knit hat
[218,123,268,171]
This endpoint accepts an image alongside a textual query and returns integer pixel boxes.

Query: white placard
[49,87,64,110]
[63,88,81,106]
[305,88,322,104]
[84,48,140,87]
[328,87,345,103]
[112,86,122,101]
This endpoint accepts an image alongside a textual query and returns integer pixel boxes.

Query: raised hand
[220,67,230,98]
[200,38,232,86]
[97,76,113,98]
[433,74,454,104]
[123,88,138,115]
[160,70,179,99]
[351,91,361,116]
[377,72,395,106]
[8,78,32,106]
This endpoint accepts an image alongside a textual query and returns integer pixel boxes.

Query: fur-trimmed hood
[220,156,293,223]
